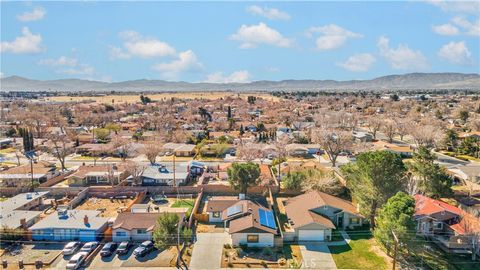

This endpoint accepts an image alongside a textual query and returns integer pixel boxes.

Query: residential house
[373,141,414,157]
[352,131,373,142]
[0,161,58,187]
[414,194,480,254]
[0,138,14,149]
[162,143,196,157]
[66,164,129,186]
[29,207,109,242]
[205,197,240,222]
[112,212,184,242]
[0,191,49,230]
[137,164,189,186]
[282,191,363,241]
[286,144,321,157]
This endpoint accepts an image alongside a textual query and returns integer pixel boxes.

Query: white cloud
[17,7,46,22]
[432,23,459,35]
[204,70,251,83]
[110,31,176,59]
[425,0,480,14]
[438,41,472,65]
[0,27,44,54]
[62,64,95,76]
[336,53,376,72]
[377,36,428,70]
[451,16,480,36]
[39,56,78,67]
[152,50,203,79]
[230,23,293,49]
[247,5,290,20]
[306,24,362,51]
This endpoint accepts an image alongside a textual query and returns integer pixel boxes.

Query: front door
[337,214,343,228]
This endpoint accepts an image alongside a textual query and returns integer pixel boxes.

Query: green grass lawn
[328,231,388,270]
[405,238,480,270]
[171,199,195,217]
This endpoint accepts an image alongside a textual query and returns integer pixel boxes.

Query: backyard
[76,197,134,217]
[171,198,195,218]
[221,244,303,268]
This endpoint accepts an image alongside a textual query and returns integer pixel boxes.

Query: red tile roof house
[206,198,278,247]
[414,194,480,255]
[282,191,364,242]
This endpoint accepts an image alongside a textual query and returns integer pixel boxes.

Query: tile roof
[414,194,462,217]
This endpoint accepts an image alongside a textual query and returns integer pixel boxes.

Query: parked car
[66,252,88,270]
[80,241,98,253]
[116,241,131,255]
[62,242,81,255]
[133,241,154,257]
[100,242,118,257]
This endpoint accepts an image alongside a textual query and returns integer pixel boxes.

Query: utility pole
[392,230,399,270]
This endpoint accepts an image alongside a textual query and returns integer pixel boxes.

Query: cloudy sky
[1,1,479,83]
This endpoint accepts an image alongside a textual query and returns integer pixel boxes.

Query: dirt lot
[76,197,133,217]
[0,243,63,268]
[45,92,280,104]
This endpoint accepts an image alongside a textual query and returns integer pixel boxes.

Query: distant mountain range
[1,73,479,92]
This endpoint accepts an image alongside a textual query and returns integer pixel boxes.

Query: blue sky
[1,1,479,83]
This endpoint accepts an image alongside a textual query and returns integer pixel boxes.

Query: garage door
[298,230,325,241]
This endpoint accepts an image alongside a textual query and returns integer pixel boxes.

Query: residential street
[190,232,230,270]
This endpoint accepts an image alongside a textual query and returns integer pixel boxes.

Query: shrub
[227,262,233,268]
[246,262,251,268]
[235,247,244,257]
[224,243,231,249]
[262,247,273,256]
[277,258,287,266]
[261,261,267,267]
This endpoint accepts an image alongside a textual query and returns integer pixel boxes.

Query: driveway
[300,243,337,269]
[190,232,230,270]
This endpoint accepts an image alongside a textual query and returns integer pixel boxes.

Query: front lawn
[328,231,388,270]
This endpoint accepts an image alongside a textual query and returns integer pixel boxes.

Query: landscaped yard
[404,238,480,270]
[328,231,389,270]
[221,244,303,268]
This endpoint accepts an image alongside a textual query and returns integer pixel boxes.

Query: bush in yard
[227,262,233,268]
[262,247,273,256]
[224,243,231,249]
[261,261,267,267]
[277,258,287,266]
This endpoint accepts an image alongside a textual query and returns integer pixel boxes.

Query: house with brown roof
[414,194,480,255]
[282,191,363,242]
[0,161,58,187]
[205,196,240,222]
[66,164,130,186]
[112,211,185,242]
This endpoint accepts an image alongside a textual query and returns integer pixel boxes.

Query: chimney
[20,218,27,229]
[83,215,89,225]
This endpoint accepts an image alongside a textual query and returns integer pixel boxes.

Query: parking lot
[48,243,177,269]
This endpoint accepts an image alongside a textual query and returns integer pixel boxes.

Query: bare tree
[126,162,146,186]
[382,119,396,143]
[367,118,382,140]
[274,135,290,181]
[237,142,263,162]
[112,136,132,161]
[394,118,409,141]
[49,133,73,171]
[409,124,442,149]
[144,141,163,165]
[312,129,352,167]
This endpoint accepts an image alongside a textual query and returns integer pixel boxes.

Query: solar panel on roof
[227,204,242,217]
[258,209,277,229]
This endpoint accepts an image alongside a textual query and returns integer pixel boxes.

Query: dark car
[116,241,131,255]
[133,241,154,257]
[100,242,118,257]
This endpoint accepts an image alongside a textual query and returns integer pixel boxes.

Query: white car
[80,241,98,253]
[62,242,81,255]
[66,252,87,269]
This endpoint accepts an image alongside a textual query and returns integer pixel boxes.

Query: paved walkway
[190,232,230,270]
[340,230,351,244]
[299,243,337,269]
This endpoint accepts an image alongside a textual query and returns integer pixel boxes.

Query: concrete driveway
[299,243,337,269]
[190,232,230,270]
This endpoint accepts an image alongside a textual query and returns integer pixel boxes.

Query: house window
[213,212,221,218]
[349,217,360,224]
[137,229,147,234]
[247,235,259,243]
[116,231,127,237]
[433,222,443,230]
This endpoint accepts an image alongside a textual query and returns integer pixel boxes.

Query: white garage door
[298,230,325,241]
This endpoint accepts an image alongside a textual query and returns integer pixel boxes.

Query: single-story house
[75,143,115,156]
[205,197,240,223]
[414,194,480,255]
[0,161,59,187]
[137,164,189,186]
[162,143,196,157]
[283,191,363,242]
[285,144,321,156]
[112,212,184,242]
[0,138,14,149]
[66,164,130,186]
[352,131,373,142]
[29,208,109,242]
[373,141,414,157]
[223,200,277,247]
[0,191,49,230]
